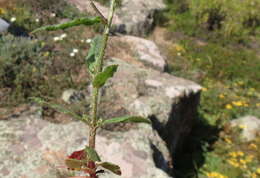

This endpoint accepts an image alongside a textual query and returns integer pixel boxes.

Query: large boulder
[0,111,170,178]
[0,18,10,33]
[99,58,201,156]
[69,0,166,36]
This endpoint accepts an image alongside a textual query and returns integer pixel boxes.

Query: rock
[68,0,166,36]
[100,58,201,157]
[0,58,201,177]
[118,35,167,71]
[230,115,260,141]
[0,113,171,178]
[114,0,166,36]
[0,18,10,33]
[61,89,85,104]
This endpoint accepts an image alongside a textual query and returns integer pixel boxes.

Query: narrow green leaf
[92,65,118,88]
[102,116,151,125]
[85,35,103,74]
[30,97,82,121]
[85,146,101,162]
[65,159,84,169]
[31,17,101,33]
[98,162,121,175]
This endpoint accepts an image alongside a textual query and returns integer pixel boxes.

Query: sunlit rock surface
[68,0,166,36]
[230,115,260,141]
[118,36,167,71]
[0,18,10,33]
[0,113,170,178]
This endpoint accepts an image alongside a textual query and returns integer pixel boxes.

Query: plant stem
[88,0,117,149]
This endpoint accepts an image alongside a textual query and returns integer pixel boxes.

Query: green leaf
[85,146,101,162]
[98,162,121,175]
[65,159,84,169]
[92,65,118,88]
[85,35,103,74]
[30,97,82,121]
[31,17,101,33]
[102,116,151,125]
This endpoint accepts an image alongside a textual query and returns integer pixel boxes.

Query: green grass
[162,0,260,177]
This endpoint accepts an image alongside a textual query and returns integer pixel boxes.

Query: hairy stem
[88,0,117,149]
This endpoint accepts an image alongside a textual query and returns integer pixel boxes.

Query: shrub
[20,0,82,19]
[0,0,41,32]
[0,32,87,107]
[165,0,260,39]
[0,35,45,105]
[189,0,260,37]
[0,0,83,33]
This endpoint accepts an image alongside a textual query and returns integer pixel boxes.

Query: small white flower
[35,18,40,22]
[177,52,181,56]
[50,13,56,17]
[70,52,75,57]
[60,33,67,39]
[53,37,60,41]
[86,39,92,43]
[73,48,79,53]
[10,17,16,22]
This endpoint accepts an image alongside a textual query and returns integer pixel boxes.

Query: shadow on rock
[173,115,220,178]
[150,94,220,178]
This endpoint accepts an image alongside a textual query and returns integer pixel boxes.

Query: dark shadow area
[172,115,220,178]
[150,93,221,178]
[8,24,29,37]
[150,143,172,175]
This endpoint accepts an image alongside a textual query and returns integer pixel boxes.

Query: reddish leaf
[87,161,96,169]
[68,149,86,160]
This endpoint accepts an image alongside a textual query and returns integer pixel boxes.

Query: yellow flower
[245,155,254,163]
[256,168,260,174]
[237,151,244,157]
[239,159,246,165]
[206,171,228,178]
[174,44,185,52]
[248,143,257,150]
[202,87,208,92]
[227,159,239,168]
[0,8,5,15]
[238,124,247,129]
[219,94,225,99]
[224,138,232,144]
[238,164,247,169]
[43,52,50,57]
[256,103,260,107]
[251,173,257,178]
[232,101,243,106]
[229,152,237,157]
[225,104,232,109]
